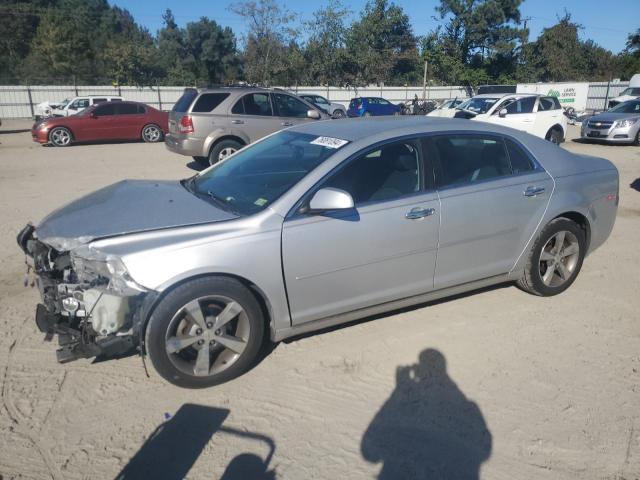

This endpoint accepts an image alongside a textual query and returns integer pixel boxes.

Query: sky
[109,0,639,53]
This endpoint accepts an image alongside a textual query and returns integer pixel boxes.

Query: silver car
[581,99,640,145]
[165,87,327,166]
[18,117,618,388]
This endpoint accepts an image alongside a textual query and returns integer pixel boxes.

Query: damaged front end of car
[17,223,154,363]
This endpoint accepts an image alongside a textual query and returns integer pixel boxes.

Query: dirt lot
[0,119,638,480]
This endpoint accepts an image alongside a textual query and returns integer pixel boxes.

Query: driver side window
[322,140,422,205]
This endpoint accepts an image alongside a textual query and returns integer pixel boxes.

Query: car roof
[289,116,535,144]
[470,93,541,99]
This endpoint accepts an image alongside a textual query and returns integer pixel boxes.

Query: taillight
[179,115,194,134]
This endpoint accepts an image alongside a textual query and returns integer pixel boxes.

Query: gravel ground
[0,119,639,480]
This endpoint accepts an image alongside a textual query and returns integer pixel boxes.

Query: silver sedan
[581,99,640,144]
[18,117,619,388]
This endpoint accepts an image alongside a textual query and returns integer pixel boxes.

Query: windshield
[619,88,640,97]
[57,98,71,109]
[609,100,640,113]
[457,97,499,114]
[191,131,346,216]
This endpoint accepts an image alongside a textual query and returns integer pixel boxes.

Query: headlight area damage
[17,224,153,363]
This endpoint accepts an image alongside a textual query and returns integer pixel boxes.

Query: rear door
[428,133,553,288]
[229,92,279,142]
[533,96,564,138]
[272,92,317,128]
[282,138,440,325]
[113,102,146,139]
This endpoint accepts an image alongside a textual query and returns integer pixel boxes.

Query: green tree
[304,0,351,85]
[345,0,419,85]
[230,0,299,85]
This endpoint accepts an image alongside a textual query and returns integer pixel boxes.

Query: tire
[546,127,563,145]
[49,127,72,147]
[145,276,265,388]
[209,139,242,166]
[141,124,163,143]
[332,109,346,119]
[633,129,640,146]
[517,218,586,296]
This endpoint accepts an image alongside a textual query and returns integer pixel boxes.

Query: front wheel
[49,127,72,147]
[332,109,345,119]
[517,218,586,296]
[145,277,265,388]
[142,124,163,143]
[546,128,563,145]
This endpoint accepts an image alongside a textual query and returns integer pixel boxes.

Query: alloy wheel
[538,230,580,287]
[218,147,237,162]
[143,125,161,142]
[164,295,250,377]
[50,128,71,146]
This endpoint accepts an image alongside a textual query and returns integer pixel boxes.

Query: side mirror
[307,188,354,213]
[307,109,321,120]
[498,108,508,118]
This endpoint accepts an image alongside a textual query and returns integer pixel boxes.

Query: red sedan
[32,101,169,146]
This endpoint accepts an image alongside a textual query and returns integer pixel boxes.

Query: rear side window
[92,98,107,104]
[173,89,198,113]
[232,93,272,116]
[538,97,559,111]
[110,98,122,102]
[505,138,534,174]
[430,135,511,188]
[117,103,139,115]
[192,93,230,113]
[137,104,146,114]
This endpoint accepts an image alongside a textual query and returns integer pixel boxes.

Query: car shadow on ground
[115,403,277,480]
[631,178,640,192]
[187,160,208,172]
[361,348,492,479]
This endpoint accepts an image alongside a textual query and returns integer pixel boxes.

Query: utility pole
[422,60,428,100]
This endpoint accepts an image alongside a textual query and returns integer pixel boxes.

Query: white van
[35,95,123,119]
[607,74,640,108]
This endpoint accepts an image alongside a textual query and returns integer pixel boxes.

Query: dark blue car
[347,97,401,117]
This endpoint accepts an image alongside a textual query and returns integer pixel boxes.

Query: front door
[282,139,440,325]
[76,103,117,141]
[427,133,553,289]
[272,92,317,128]
[483,96,536,133]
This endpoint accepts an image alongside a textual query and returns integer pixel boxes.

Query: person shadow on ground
[361,349,492,480]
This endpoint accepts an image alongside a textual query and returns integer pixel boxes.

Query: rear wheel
[145,277,265,388]
[546,127,563,145]
[363,111,372,117]
[209,139,242,166]
[332,109,346,119]
[141,124,163,143]
[517,218,586,296]
[49,127,72,147]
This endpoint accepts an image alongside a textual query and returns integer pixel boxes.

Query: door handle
[231,119,244,125]
[281,122,293,127]
[405,207,436,219]
[524,186,545,197]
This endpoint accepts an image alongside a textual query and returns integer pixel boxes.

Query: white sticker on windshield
[310,136,349,149]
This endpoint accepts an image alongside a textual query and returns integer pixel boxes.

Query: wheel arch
[136,272,274,354]
[546,123,565,140]
[551,211,591,251]
[207,135,247,157]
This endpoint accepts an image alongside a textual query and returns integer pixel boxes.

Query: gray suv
[165,87,327,165]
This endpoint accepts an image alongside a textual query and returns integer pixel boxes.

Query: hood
[36,180,237,250]
[589,112,637,122]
